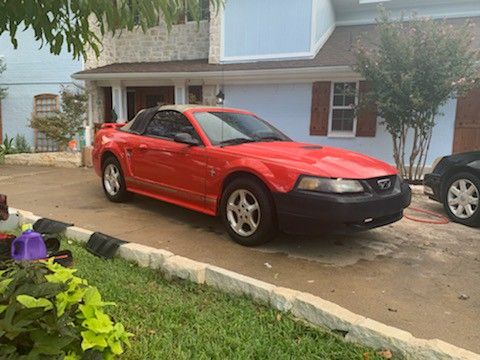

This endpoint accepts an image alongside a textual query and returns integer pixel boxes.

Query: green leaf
[83,286,102,306]
[81,330,108,351]
[107,335,123,355]
[0,269,9,277]
[0,278,13,294]
[78,304,95,320]
[16,294,53,311]
[82,311,114,334]
[64,352,80,360]
[83,287,115,307]
[0,304,7,314]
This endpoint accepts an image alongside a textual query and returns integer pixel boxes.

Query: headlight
[297,176,364,194]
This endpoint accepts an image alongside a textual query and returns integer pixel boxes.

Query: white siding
[224,83,456,166]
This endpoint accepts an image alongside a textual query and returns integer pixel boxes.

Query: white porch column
[85,92,94,146]
[111,81,127,122]
[174,81,187,105]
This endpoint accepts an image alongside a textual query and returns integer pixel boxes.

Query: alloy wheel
[104,164,121,196]
[447,179,479,219]
[226,189,261,237]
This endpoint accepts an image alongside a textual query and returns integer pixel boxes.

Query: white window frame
[328,81,359,138]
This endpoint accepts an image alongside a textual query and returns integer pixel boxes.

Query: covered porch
[82,78,220,146]
[101,82,210,123]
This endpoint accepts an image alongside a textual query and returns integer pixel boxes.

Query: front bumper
[273,181,412,234]
[423,173,441,202]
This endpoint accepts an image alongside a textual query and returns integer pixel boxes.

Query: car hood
[222,141,398,179]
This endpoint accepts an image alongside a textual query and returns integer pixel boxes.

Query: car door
[129,110,207,210]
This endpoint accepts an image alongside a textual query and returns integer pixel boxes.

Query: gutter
[71,65,360,83]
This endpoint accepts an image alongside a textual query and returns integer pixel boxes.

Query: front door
[133,87,175,113]
[453,87,480,153]
[130,110,207,209]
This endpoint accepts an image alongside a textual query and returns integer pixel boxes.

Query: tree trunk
[415,127,433,180]
[392,128,408,179]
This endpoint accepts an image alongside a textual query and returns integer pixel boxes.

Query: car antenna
[218,65,225,143]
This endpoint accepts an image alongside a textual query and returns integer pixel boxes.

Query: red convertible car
[93,105,411,246]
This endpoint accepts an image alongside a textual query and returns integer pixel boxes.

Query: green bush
[0,259,133,359]
[14,135,31,154]
[1,135,15,154]
[0,135,14,162]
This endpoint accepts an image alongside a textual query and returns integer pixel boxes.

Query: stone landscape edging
[8,208,480,360]
[4,152,82,168]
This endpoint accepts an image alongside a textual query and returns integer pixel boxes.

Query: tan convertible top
[158,104,239,113]
[121,104,243,132]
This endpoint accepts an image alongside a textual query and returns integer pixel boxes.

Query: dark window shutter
[310,81,331,136]
[356,81,377,137]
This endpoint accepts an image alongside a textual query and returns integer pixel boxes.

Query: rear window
[121,107,158,134]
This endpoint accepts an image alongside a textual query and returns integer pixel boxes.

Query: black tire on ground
[442,171,480,227]
[101,156,132,203]
[220,176,277,246]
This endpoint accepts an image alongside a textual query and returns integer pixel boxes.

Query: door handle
[138,144,148,150]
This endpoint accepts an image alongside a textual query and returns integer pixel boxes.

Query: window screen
[33,94,60,152]
[331,82,357,133]
[34,94,59,117]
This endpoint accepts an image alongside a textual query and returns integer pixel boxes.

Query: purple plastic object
[11,230,47,261]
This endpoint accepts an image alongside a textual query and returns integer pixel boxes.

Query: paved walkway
[1,164,479,352]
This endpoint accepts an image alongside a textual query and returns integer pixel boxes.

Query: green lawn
[64,242,384,360]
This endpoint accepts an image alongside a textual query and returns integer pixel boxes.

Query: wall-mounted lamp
[216,90,225,105]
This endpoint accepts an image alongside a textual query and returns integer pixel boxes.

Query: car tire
[442,172,480,227]
[220,177,277,246]
[102,156,132,203]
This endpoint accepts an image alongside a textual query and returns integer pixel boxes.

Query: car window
[144,111,198,140]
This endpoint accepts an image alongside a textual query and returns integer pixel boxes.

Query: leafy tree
[354,9,478,180]
[31,87,88,148]
[0,58,6,100]
[0,0,222,59]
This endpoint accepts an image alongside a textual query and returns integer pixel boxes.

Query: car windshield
[193,111,290,146]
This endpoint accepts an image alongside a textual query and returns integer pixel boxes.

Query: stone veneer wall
[84,19,116,70]
[85,19,210,69]
[85,81,105,124]
[202,85,218,106]
[208,4,221,64]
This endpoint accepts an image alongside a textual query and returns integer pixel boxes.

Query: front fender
[204,157,300,215]
[222,158,297,193]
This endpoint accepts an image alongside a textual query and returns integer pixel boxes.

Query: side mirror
[174,132,200,146]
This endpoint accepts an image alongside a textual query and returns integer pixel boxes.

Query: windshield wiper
[219,138,256,147]
[255,135,286,142]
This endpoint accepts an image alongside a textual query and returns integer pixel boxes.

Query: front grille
[364,175,398,194]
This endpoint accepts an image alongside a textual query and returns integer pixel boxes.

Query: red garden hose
[404,207,450,224]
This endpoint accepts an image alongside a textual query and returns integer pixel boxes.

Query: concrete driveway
[1,164,479,353]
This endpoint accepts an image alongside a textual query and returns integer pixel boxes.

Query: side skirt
[125,177,216,217]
